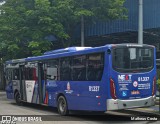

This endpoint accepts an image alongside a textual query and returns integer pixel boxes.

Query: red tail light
[110,78,117,99]
[152,76,156,96]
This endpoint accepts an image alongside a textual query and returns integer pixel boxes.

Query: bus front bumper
[106,95,156,110]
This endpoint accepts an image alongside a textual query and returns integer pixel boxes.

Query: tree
[53,0,127,46]
[0,0,127,61]
[0,0,68,60]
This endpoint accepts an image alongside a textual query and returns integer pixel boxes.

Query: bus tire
[15,92,22,106]
[57,96,69,116]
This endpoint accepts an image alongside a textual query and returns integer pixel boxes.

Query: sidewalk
[133,105,160,116]
[0,91,6,96]
[156,96,159,105]
[0,90,5,93]
[0,90,5,92]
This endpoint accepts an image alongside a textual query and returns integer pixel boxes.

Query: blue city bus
[5,44,156,115]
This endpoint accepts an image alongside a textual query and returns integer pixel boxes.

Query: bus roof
[44,47,92,55]
[5,43,154,64]
[26,45,109,62]
[6,58,26,64]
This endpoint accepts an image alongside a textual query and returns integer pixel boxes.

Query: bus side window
[60,58,71,81]
[87,53,104,81]
[24,68,34,80]
[24,63,38,80]
[71,55,86,81]
[13,69,19,80]
[6,69,12,81]
[46,60,59,80]
[25,68,29,80]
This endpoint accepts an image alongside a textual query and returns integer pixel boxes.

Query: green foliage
[157,69,160,90]
[157,69,160,79]
[53,0,127,46]
[157,79,160,90]
[28,40,51,56]
[0,0,127,61]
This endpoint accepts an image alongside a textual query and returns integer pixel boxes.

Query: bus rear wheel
[57,96,69,116]
[15,92,22,106]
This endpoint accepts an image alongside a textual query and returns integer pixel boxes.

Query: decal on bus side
[131,90,140,95]
[65,82,73,94]
[118,75,132,82]
[118,75,132,91]
[133,81,138,87]
[89,86,100,92]
[122,91,127,96]
[138,77,149,82]
[25,81,35,103]
[138,83,150,90]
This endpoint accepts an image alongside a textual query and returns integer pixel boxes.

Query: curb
[156,100,159,104]
[114,109,160,117]
[134,110,160,116]
[0,91,6,95]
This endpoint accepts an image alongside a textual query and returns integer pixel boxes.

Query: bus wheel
[15,92,22,106]
[57,96,69,116]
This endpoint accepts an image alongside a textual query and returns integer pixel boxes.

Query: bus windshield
[112,47,154,73]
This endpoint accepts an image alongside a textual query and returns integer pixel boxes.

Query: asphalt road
[0,92,159,124]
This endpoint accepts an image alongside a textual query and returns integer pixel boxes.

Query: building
[75,0,160,58]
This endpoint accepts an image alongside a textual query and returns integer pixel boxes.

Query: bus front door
[38,63,48,105]
[38,62,44,104]
[19,65,26,101]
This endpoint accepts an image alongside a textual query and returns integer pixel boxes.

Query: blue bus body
[5,44,156,113]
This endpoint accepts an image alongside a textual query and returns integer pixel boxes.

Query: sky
[0,1,5,5]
